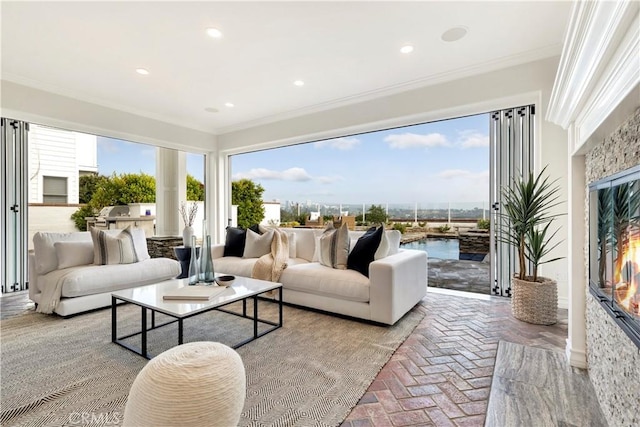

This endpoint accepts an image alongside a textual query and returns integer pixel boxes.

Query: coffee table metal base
[111,288,282,359]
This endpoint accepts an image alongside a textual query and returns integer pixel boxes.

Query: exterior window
[43,176,68,204]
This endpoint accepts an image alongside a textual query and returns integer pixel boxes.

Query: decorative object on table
[179,201,198,247]
[199,235,215,283]
[188,236,200,285]
[215,275,235,287]
[499,166,564,325]
[173,245,200,279]
[122,342,246,427]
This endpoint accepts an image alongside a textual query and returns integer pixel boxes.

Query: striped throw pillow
[318,222,350,270]
[90,226,139,265]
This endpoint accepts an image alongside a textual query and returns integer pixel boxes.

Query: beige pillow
[318,223,350,269]
[374,230,390,260]
[90,226,139,265]
[287,232,297,258]
[54,241,95,269]
[243,229,274,258]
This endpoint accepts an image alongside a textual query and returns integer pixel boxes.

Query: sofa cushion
[48,258,180,298]
[243,228,274,258]
[224,227,246,257]
[280,263,369,302]
[54,241,94,269]
[347,226,383,277]
[33,231,91,275]
[318,223,350,269]
[287,232,297,258]
[91,226,139,265]
[214,257,257,278]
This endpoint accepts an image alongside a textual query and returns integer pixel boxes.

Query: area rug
[1,300,425,426]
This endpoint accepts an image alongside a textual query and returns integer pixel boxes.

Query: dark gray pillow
[223,227,247,257]
[347,226,384,277]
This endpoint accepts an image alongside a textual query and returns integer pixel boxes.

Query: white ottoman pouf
[123,342,246,427]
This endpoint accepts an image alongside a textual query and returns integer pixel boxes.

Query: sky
[231,114,490,208]
[96,113,489,209]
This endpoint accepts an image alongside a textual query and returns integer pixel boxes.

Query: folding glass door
[489,105,535,296]
[1,118,29,293]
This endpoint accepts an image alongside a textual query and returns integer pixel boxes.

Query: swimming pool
[401,238,459,260]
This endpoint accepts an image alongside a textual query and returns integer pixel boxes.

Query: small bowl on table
[215,275,235,287]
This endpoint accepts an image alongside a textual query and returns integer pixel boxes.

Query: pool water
[401,238,459,260]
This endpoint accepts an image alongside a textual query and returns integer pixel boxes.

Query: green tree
[71,205,98,231]
[367,204,388,225]
[90,172,156,208]
[78,174,107,204]
[72,173,156,231]
[187,174,205,201]
[232,179,265,228]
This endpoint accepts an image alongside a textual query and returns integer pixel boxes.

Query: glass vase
[188,236,200,285]
[200,235,215,283]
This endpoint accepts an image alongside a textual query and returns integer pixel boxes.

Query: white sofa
[29,230,180,317]
[213,227,427,325]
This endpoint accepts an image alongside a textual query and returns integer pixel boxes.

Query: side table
[172,246,201,279]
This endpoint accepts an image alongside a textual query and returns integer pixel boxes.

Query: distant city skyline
[95,113,490,207]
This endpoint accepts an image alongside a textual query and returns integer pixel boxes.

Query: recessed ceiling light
[400,45,414,54]
[224,102,235,108]
[441,26,468,42]
[293,80,305,87]
[206,28,223,38]
[204,107,219,113]
[136,68,149,75]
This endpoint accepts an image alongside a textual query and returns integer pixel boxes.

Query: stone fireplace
[585,108,640,426]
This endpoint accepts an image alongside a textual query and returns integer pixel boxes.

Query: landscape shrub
[437,224,451,233]
[477,219,490,230]
[393,223,406,234]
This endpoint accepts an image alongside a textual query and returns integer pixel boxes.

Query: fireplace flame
[616,233,640,315]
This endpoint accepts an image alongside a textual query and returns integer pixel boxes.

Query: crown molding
[574,12,639,150]
[216,44,561,135]
[1,74,217,135]
[547,0,640,130]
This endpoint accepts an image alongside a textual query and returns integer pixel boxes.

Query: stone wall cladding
[458,232,490,254]
[146,237,183,260]
[584,107,640,427]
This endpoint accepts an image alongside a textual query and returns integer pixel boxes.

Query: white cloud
[384,132,449,149]
[233,167,312,182]
[457,130,489,148]
[314,137,361,150]
[438,169,489,180]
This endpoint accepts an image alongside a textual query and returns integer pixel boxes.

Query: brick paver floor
[341,288,568,427]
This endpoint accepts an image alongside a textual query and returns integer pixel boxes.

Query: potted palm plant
[501,166,563,325]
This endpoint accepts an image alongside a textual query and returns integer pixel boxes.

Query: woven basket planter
[511,276,557,325]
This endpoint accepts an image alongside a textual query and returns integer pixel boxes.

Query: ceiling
[1,1,572,135]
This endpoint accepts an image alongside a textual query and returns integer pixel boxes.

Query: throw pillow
[249,224,262,234]
[90,226,139,265]
[347,226,384,277]
[54,241,95,269]
[375,229,390,260]
[287,232,297,258]
[318,223,350,270]
[243,228,274,258]
[223,227,246,257]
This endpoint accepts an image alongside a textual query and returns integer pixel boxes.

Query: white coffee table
[111,276,282,359]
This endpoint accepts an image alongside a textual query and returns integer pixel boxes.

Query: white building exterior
[261,201,281,226]
[28,124,97,204]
